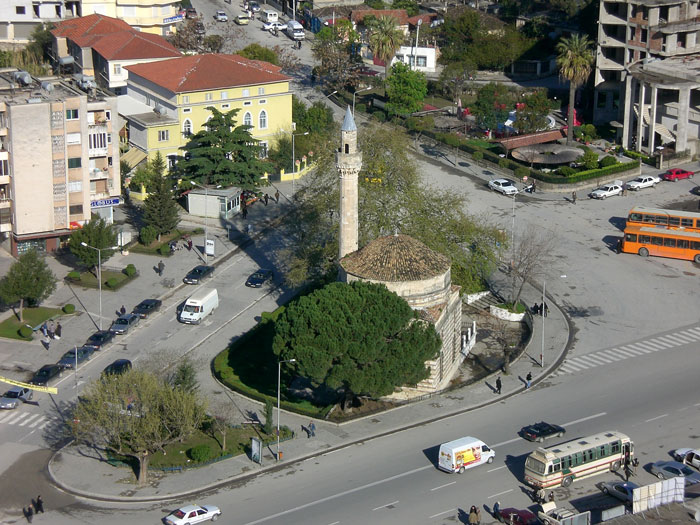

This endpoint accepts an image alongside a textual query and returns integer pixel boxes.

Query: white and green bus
[524,431,633,488]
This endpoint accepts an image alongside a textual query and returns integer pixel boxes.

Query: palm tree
[556,34,594,144]
[367,15,405,80]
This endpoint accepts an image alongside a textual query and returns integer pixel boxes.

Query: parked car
[661,168,694,182]
[214,10,228,21]
[184,265,215,285]
[193,21,206,35]
[30,364,63,386]
[249,1,261,11]
[185,7,197,18]
[520,421,565,442]
[163,504,222,525]
[102,359,133,376]
[263,21,287,31]
[598,480,639,503]
[132,298,162,319]
[650,460,700,484]
[488,178,519,195]
[589,181,623,199]
[674,448,700,469]
[497,507,538,525]
[626,175,661,191]
[235,14,250,24]
[84,330,115,350]
[109,313,141,334]
[0,386,33,409]
[245,269,273,288]
[58,346,95,369]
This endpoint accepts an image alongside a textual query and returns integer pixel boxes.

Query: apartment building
[119,54,293,167]
[80,0,183,36]
[0,70,120,256]
[595,0,700,155]
[0,0,79,43]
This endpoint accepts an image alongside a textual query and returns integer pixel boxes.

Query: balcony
[600,34,626,47]
[0,207,11,233]
[90,167,110,180]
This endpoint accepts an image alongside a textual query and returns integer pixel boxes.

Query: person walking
[543,303,549,318]
[526,372,532,389]
[572,190,577,204]
[35,495,44,514]
[264,193,269,206]
[468,506,479,525]
[492,501,500,519]
[308,421,316,437]
[157,260,165,276]
[187,237,193,251]
[242,206,248,219]
[54,322,62,340]
[40,322,48,338]
[119,305,126,316]
[275,190,280,203]
[25,504,34,523]
[47,320,55,339]
[536,488,546,504]
[495,376,502,395]
[531,179,536,194]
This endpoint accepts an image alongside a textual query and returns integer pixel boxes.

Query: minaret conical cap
[341,105,357,132]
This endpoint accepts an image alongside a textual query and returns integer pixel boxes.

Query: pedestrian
[298,40,302,50]
[531,179,536,194]
[274,190,280,203]
[187,238,193,251]
[572,190,577,204]
[476,507,481,525]
[25,504,34,523]
[157,260,165,276]
[47,320,55,339]
[543,303,549,318]
[54,322,62,340]
[40,322,48,338]
[536,487,546,503]
[532,303,539,315]
[120,305,126,316]
[548,491,555,502]
[35,495,44,514]
[242,207,248,219]
[495,375,502,395]
[526,372,532,389]
[468,506,478,525]
[308,421,316,437]
[264,193,269,206]
[493,501,500,518]
[624,463,631,481]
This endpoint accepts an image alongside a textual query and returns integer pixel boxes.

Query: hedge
[188,444,211,462]
[123,264,136,277]
[62,304,75,314]
[67,271,80,281]
[105,277,119,289]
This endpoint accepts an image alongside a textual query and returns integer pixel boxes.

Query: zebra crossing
[0,409,52,429]
[555,326,700,376]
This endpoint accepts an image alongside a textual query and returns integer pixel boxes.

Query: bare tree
[509,224,556,309]
[208,400,238,453]
[492,317,518,375]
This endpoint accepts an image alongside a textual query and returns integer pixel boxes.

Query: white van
[437,436,495,473]
[262,10,278,23]
[179,288,218,324]
[286,20,305,40]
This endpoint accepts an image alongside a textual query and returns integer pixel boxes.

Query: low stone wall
[490,304,525,322]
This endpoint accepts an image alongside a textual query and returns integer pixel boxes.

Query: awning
[120,148,147,169]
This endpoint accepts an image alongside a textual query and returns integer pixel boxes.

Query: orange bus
[621,225,700,263]
[627,206,700,232]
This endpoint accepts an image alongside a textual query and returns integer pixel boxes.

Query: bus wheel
[611,460,621,472]
[458,466,465,474]
[562,476,573,488]
[639,248,649,257]
[694,254,700,264]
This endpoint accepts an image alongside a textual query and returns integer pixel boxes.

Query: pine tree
[143,152,180,240]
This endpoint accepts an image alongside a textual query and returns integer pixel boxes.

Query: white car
[626,175,661,191]
[589,182,623,199]
[214,10,228,21]
[0,386,33,409]
[488,178,519,195]
[263,21,287,31]
[674,448,700,469]
[164,504,221,524]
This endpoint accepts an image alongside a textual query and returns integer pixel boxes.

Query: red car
[498,508,538,525]
[661,168,694,182]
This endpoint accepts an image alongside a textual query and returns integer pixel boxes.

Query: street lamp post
[510,194,516,269]
[540,278,546,367]
[80,242,118,330]
[291,131,309,195]
[190,181,209,264]
[352,87,371,116]
[277,358,296,461]
[413,19,422,71]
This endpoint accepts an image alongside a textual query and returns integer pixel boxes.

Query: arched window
[259,110,267,129]
[244,112,252,127]
[183,119,192,137]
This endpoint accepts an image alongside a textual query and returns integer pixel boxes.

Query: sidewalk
[47,273,571,502]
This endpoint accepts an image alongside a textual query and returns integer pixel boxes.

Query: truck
[437,436,495,473]
[179,288,218,324]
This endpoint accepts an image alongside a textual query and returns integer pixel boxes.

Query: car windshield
[115,318,129,325]
[252,272,264,279]
[36,369,51,377]
[4,391,20,398]
[183,305,201,313]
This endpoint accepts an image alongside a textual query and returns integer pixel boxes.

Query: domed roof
[340,234,450,282]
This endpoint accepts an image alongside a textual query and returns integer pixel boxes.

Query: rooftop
[629,55,700,88]
[0,70,111,104]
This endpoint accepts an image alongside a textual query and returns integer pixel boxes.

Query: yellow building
[80,0,183,36]
[120,54,293,168]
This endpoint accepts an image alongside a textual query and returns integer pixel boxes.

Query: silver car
[0,386,33,409]
[650,460,700,484]
[109,313,140,334]
[598,480,639,503]
[673,448,700,469]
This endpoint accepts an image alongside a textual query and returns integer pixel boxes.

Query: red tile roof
[407,14,437,26]
[52,14,131,43]
[350,9,409,25]
[125,54,290,93]
[497,129,566,150]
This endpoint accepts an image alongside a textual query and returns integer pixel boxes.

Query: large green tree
[438,60,476,102]
[280,123,501,292]
[237,43,279,65]
[68,217,118,274]
[385,62,427,116]
[177,107,271,188]
[71,369,206,485]
[0,250,56,322]
[366,15,405,79]
[272,281,441,398]
[556,34,594,144]
[472,82,516,132]
[311,20,363,92]
[513,90,552,134]
[143,153,180,239]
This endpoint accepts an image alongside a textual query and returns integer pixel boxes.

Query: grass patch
[0,306,64,340]
[423,95,453,108]
[65,268,136,292]
[128,229,202,256]
[496,302,527,314]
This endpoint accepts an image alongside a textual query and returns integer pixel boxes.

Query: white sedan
[626,175,661,191]
[589,182,623,199]
[214,10,228,21]
[263,21,287,31]
[164,504,221,524]
[488,178,519,195]
[674,448,700,469]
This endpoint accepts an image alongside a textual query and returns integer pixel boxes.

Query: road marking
[29,417,46,428]
[18,413,41,426]
[645,414,668,423]
[431,481,456,491]
[429,508,456,518]
[489,489,513,499]
[487,465,507,473]
[562,412,607,427]
[0,411,15,423]
[4,413,24,425]
[372,501,398,511]
[326,522,339,525]
[492,437,520,447]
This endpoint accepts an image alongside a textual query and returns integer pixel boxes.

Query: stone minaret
[337,106,362,259]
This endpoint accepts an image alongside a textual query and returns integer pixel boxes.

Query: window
[0,159,9,176]
[611,441,621,454]
[105,111,111,121]
[183,119,192,136]
[259,110,267,129]
[259,99,267,105]
[221,91,228,100]
[66,133,81,145]
[221,103,230,109]
[205,93,213,101]
[677,239,689,249]
[89,132,107,149]
[259,141,268,158]
[66,109,79,120]
[182,95,190,104]
[625,233,637,242]
[243,101,252,106]
[242,88,250,97]
[67,181,82,192]
[651,236,663,246]
[16,6,26,14]
[258,87,265,95]
[68,157,82,169]
[183,107,192,113]
[416,56,427,67]
[663,237,676,247]
[69,204,83,215]
[244,112,252,127]
[114,64,122,75]
[158,130,169,142]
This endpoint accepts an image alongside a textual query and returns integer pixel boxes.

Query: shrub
[515,167,529,179]
[188,444,211,462]
[158,244,171,256]
[139,225,157,246]
[443,133,461,147]
[472,151,483,162]
[600,155,618,167]
[67,271,81,281]
[557,166,576,176]
[105,277,119,289]
[498,158,509,169]
[18,325,33,339]
[372,111,386,122]
[123,264,136,277]
[355,103,367,114]
[582,124,598,139]
[62,303,75,314]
